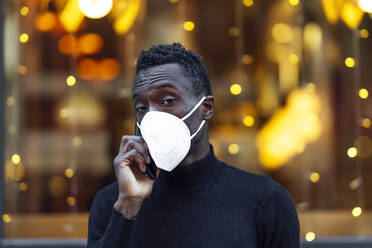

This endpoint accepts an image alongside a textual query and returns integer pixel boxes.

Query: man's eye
[161,98,175,105]
[136,106,146,112]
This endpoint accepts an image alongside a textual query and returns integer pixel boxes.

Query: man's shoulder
[217,161,288,204]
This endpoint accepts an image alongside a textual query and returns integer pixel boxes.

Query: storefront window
[1,0,372,243]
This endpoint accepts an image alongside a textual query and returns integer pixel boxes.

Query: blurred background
[1,0,372,245]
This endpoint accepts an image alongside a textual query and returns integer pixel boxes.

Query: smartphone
[135,122,157,180]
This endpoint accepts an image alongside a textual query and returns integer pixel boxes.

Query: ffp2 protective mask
[137,96,206,172]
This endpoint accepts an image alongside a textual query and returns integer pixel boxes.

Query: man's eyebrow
[132,83,179,100]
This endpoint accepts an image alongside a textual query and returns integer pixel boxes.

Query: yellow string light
[352,207,362,217]
[19,33,29,43]
[347,147,358,158]
[289,53,299,64]
[243,116,255,127]
[243,0,254,7]
[19,182,28,191]
[2,214,11,223]
[288,0,299,6]
[242,54,254,64]
[183,21,195,31]
[65,168,74,178]
[358,88,368,99]
[360,29,369,38]
[20,6,29,16]
[345,57,355,68]
[305,232,316,242]
[310,172,320,183]
[66,75,76,87]
[18,65,28,75]
[230,83,242,95]
[228,144,240,154]
[66,196,76,206]
[362,118,371,128]
[11,154,21,164]
[59,108,69,119]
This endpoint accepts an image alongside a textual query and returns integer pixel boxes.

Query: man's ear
[202,96,214,120]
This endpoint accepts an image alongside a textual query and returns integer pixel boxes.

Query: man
[88,43,300,247]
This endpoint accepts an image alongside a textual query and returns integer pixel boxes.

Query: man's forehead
[132,63,193,98]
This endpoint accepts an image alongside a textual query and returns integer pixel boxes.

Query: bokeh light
[288,0,299,6]
[306,232,316,242]
[67,196,76,206]
[66,75,76,87]
[184,21,195,31]
[347,147,358,158]
[243,115,255,127]
[34,12,58,32]
[358,88,368,99]
[242,54,254,64]
[310,172,320,183]
[360,29,369,38]
[230,83,242,95]
[243,0,254,7]
[345,57,355,67]
[19,33,29,43]
[20,6,29,16]
[228,144,240,154]
[3,214,11,224]
[79,0,113,19]
[272,23,293,43]
[289,53,299,64]
[359,0,372,13]
[352,207,362,217]
[19,182,28,192]
[65,168,74,178]
[11,154,21,164]
[362,118,371,128]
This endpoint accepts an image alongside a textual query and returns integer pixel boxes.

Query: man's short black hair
[136,43,212,96]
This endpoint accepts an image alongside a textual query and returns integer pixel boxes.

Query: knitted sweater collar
[155,144,221,193]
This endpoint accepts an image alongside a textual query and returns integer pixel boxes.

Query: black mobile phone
[135,123,157,180]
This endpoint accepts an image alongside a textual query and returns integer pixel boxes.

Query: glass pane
[2,0,372,240]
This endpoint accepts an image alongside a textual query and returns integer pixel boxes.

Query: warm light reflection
[243,0,254,7]
[66,75,77,87]
[359,88,368,99]
[20,6,29,16]
[6,97,15,106]
[359,0,372,13]
[19,33,29,43]
[352,207,362,217]
[257,90,322,170]
[322,0,343,24]
[77,33,103,54]
[230,84,242,95]
[58,35,77,55]
[49,176,68,197]
[67,196,76,206]
[304,23,322,52]
[184,21,195,31]
[3,214,11,224]
[65,168,74,178]
[243,116,255,127]
[34,12,58,32]
[229,27,240,37]
[288,0,299,6]
[306,232,316,242]
[59,0,85,33]
[360,29,369,38]
[19,182,28,192]
[73,136,82,147]
[272,23,293,43]
[113,0,140,35]
[288,54,299,64]
[345,57,355,67]
[362,118,371,128]
[347,147,358,158]
[169,0,178,3]
[341,2,364,30]
[310,172,320,183]
[306,83,316,93]
[59,108,69,119]
[18,65,28,75]
[228,144,240,154]
[12,154,21,164]
[242,54,254,64]
[5,161,25,181]
[99,58,120,80]
[349,178,362,190]
[79,0,113,19]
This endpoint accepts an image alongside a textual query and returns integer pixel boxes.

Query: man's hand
[113,135,160,219]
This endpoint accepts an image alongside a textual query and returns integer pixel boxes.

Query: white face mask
[137,96,206,172]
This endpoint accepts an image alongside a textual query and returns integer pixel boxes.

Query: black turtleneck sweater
[88,146,300,248]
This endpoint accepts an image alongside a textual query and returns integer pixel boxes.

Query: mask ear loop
[181,96,206,121]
